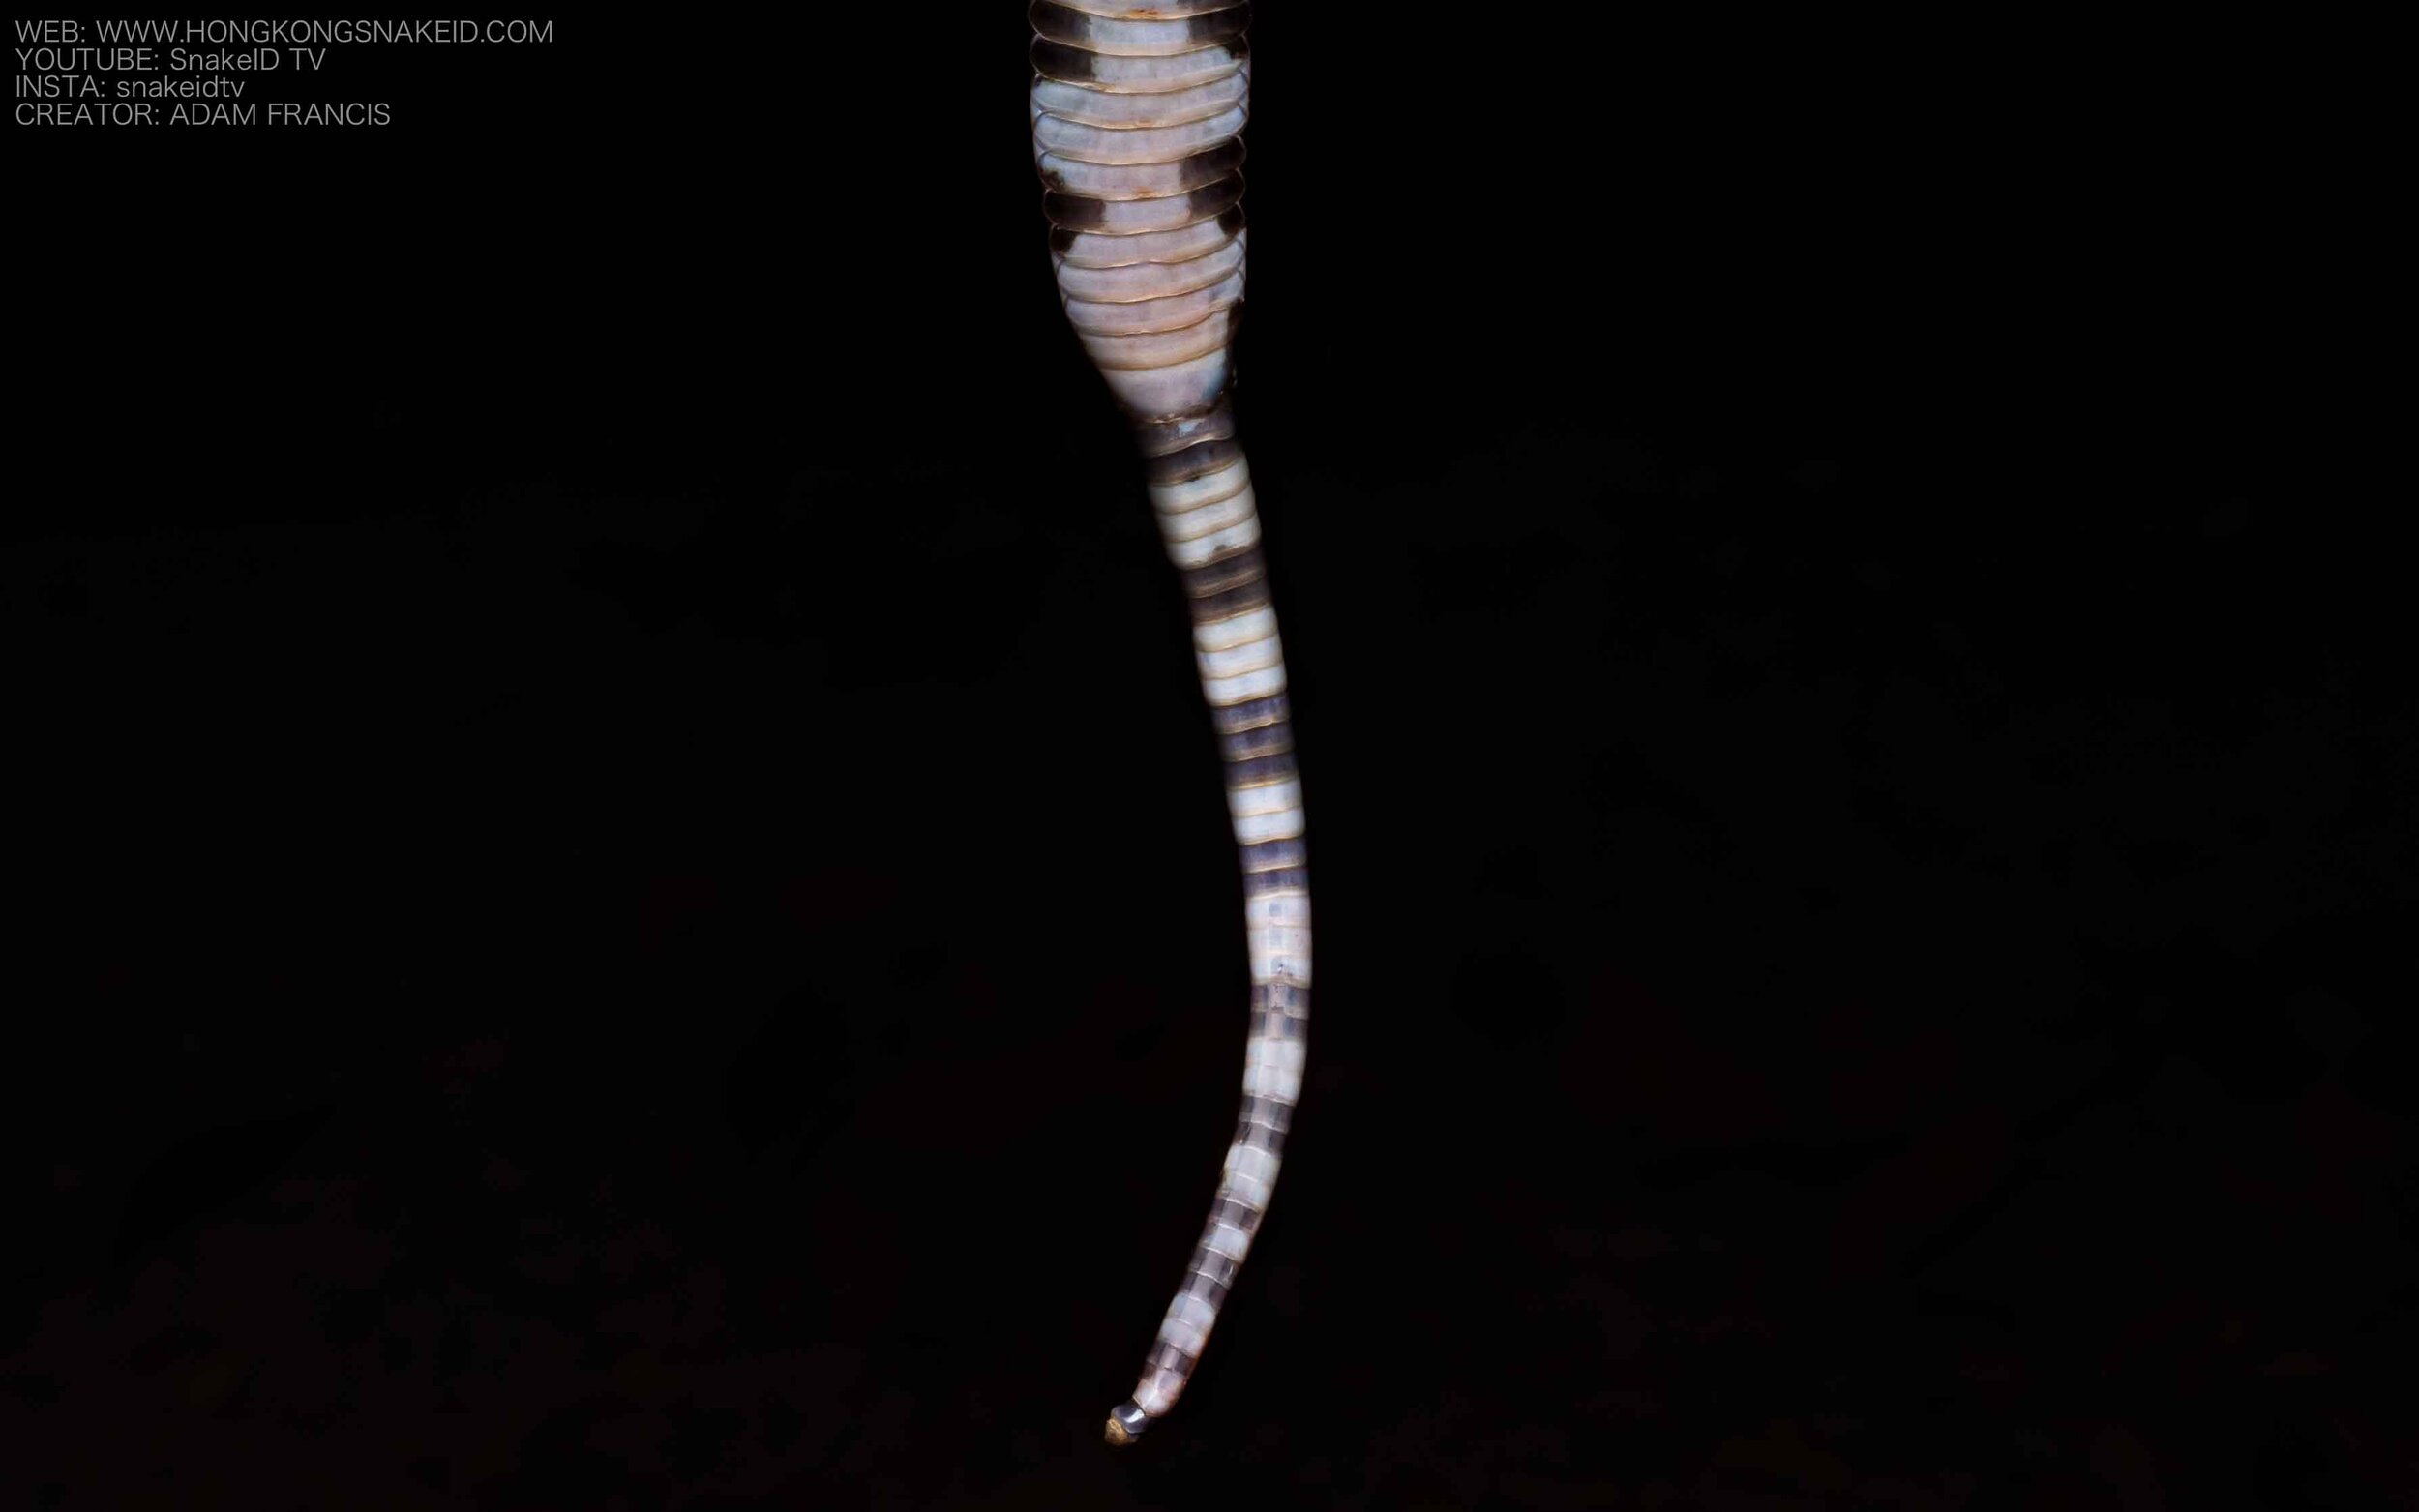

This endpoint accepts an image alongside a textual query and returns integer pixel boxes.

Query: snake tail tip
[1103,1401,1149,1446]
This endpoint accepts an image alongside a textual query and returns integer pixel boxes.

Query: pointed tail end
[1103,1401,1150,1447]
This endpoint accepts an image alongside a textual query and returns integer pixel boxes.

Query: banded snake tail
[1027,0,1309,1448]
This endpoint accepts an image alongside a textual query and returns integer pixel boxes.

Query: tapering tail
[1027,1,1307,1445]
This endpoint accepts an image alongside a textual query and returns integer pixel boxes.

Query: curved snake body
[1027,0,1309,1447]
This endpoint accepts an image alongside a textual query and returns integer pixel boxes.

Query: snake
[1027,0,1309,1448]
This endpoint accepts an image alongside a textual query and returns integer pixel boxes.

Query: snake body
[1027,0,1309,1447]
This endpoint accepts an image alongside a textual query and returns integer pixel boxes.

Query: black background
[9,11,2407,1509]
